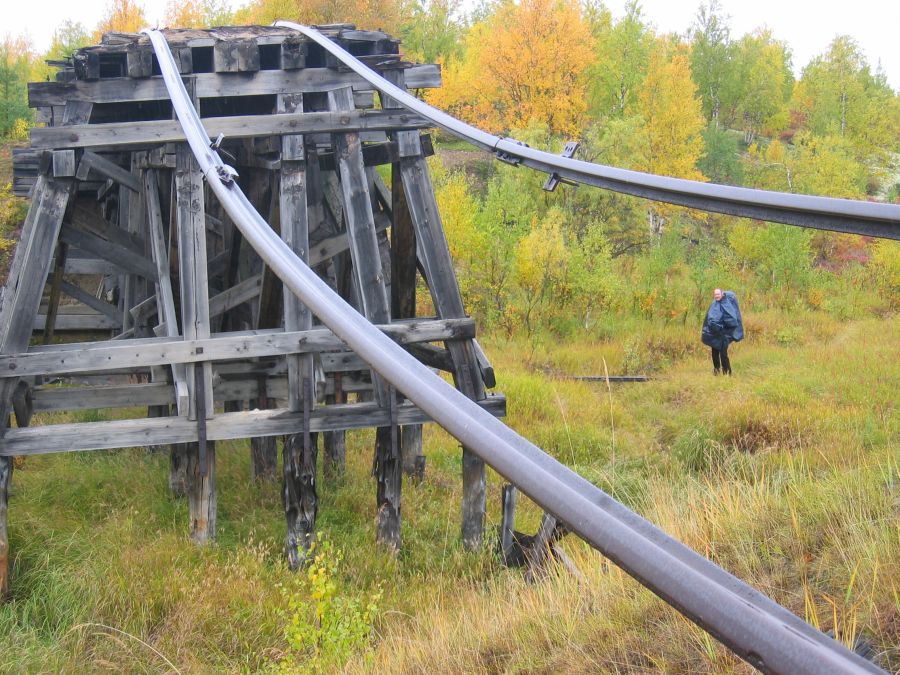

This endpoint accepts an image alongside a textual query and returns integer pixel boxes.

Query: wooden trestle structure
[0,25,504,593]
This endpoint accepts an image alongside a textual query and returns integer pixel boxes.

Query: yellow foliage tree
[637,44,705,180]
[636,43,706,237]
[94,0,147,40]
[512,207,569,333]
[429,0,594,136]
[166,0,233,28]
[235,0,404,35]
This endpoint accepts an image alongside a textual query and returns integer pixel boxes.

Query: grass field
[0,310,896,673]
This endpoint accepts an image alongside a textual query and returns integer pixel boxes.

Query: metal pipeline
[276,20,900,241]
[144,28,883,674]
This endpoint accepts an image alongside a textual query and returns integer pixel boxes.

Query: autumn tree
[166,0,233,28]
[94,0,147,40]
[636,42,706,237]
[235,0,404,35]
[429,0,594,136]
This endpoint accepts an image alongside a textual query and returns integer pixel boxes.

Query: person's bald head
[713,288,724,301]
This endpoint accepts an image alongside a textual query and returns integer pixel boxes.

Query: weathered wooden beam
[278,93,318,566]
[76,151,141,193]
[2,317,475,376]
[397,130,488,549]
[58,280,123,322]
[42,242,69,344]
[175,146,213,420]
[30,110,430,150]
[175,145,216,538]
[0,175,73,598]
[143,169,189,414]
[330,85,399,549]
[32,312,118,331]
[59,223,157,281]
[28,65,442,107]
[384,70,427,480]
[0,396,507,456]
[208,274,261,318]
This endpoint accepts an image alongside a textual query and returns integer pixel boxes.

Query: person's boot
[713,368,721,376]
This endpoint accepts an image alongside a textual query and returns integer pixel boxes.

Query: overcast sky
[4,0,899,89]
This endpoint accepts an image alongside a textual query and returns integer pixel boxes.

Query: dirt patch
[436,147,493,194]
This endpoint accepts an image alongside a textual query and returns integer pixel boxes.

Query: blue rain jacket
[701,291,744,351]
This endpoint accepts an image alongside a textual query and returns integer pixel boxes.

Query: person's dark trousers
[711,345,731,375]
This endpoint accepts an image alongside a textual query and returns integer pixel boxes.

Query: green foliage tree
[698,123,742,184]
[587,0,652,119]
[0,36,33,137]
[728,29,793,143]
[689,0,731,127]
[793,35,900,177]
[46,21,91,61]
[399,0,466,64]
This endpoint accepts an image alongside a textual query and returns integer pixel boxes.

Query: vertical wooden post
[500,484,517,564]
[42,242,68,344]
[395,130,488,549]
[329,86,400,549]
[0,175,74,597]
[175,144,215,543]
[385,94,425,475]
[307,144,347,475]
[278,92,320,565]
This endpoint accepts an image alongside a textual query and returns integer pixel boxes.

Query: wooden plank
[52,150,76,177]
[28,65,443,107]
[59,223,157,281]
[383,69,426,479]
[175,145,213,420]
[30,110,430,150]
[0,176,73,599]
[77,151,141,193]
[32,312,118,331]
[0,396,507,456]
[42,243,68,343]
[397,130,488,549]
[279,92,317,564]
[1,318,476,377]
[208,274,261,318]
[59,280,123,322]
[143,169,189,414]
[329,87,391,393]
[329,88,400,547]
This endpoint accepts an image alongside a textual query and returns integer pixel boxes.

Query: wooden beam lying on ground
[0,396,506,456]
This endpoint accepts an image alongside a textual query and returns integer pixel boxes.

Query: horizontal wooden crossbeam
[1,317,475,377]
[31,109,430,150]
[0,396,506,456]
[29,65,441,107]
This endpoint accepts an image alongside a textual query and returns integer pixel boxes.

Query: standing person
[701,288,744,375]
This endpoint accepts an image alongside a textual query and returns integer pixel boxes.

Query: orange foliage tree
[429,0,594,136]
